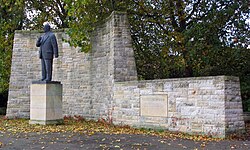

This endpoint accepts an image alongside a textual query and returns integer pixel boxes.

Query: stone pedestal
[30,81,63,125]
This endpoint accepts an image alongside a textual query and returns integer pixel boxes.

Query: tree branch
[186,0,201,21]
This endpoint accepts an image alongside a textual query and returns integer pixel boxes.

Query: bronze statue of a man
[36,24,58,81]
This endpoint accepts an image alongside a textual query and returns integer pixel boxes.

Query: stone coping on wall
[114,75,239,84]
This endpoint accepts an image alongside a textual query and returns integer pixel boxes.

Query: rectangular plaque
[140,94,168,117]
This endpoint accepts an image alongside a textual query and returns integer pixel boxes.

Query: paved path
[0,132,250,150]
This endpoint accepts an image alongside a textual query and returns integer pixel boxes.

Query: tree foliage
[25,0,68,29]
[0,0,25,94]
[64,0,130,52]
[128,0,250,79]
[62,0,249,78]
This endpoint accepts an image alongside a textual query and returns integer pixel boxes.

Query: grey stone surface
[140,95,168,117]
[112,76,245,137]
[30,83,63,125]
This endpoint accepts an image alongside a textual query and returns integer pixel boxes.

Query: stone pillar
[29,81,63,125]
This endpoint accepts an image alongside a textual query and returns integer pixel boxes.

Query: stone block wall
[7,29,92,118]
[7,31,40,118]
[113,76,245,137]
[7,11,137,119]
[7,11,245,137]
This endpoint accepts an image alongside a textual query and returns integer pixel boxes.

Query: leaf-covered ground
[0,116,249,141]
[0,116,222,141]
[0,116,250,149]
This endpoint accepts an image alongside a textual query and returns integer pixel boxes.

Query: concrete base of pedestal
[29,119,64,125]
[30,81,63,125]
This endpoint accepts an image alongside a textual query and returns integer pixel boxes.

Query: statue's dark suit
[36,25,58,81]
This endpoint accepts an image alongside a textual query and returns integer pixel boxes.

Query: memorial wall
[7,12,245,137]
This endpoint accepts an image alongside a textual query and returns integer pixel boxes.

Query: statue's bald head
[44,24,51,33]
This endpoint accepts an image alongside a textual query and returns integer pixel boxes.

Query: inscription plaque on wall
[140,94,168,117]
